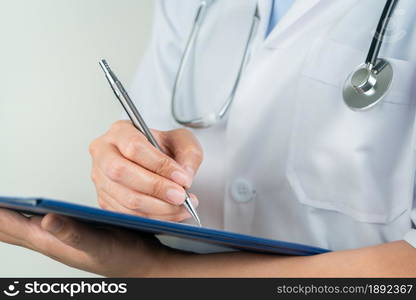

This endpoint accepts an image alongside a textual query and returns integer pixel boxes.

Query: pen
[99,59,202,227]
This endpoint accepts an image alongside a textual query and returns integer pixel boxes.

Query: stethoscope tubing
[172,0,401,126]
[366,0,399,67]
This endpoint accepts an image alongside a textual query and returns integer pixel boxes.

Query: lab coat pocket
[287,39,416,224]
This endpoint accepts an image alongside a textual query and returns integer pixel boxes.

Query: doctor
[1,0,416,277]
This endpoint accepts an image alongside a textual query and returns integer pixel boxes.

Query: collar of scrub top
[265,0,295,37]
[257,0,325,49]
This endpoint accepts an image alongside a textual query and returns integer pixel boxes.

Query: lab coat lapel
[256,0,273,38]
[262,0,322,47]
[263,0,361,49]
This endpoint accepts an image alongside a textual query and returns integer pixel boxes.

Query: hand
[0,208,169,277]
[89,120,203,222]
[2,209,414,277]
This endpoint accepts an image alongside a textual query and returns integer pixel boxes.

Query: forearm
[147,241,416,277]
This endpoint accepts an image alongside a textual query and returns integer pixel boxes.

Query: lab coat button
[230,178,256,203]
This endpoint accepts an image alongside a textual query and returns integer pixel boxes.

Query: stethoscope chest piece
[343,59,393,111]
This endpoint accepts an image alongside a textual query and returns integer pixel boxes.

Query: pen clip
[99,59,121,99]
[99,59,147,136]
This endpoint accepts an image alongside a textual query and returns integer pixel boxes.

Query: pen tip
[194,213,202,227]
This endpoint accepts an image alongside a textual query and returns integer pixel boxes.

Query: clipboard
[0,196,329,256]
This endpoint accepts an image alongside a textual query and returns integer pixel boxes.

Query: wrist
[116,237,178,277]
[129,243,187,277]
[147,247,193,277]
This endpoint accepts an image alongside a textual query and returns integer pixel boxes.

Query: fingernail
[171,171,191,187]
[184,166,194,178]
[166,189,186,205]
[45,217,64,234]
[190,196,199,207]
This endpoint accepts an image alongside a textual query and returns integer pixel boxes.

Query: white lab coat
[129,0,416,251]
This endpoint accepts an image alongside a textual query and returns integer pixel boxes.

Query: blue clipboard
[0,196,329,256]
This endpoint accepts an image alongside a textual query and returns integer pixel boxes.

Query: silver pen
[99,59,201,227]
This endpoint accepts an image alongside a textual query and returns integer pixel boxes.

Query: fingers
[103,120,192,188]
[98,190,195,222]
[0,209,52,251]
[95,168,197,218]
[0,231,25,247]
[93,144,188,206]
[0,208,31,247]
[163,128,204,178]
[89,121,204,222]
[0,209,161,277]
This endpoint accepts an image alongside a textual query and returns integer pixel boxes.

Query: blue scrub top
[266,0,295,37]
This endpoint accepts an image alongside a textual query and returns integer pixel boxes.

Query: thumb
[41,214,106,256]
[165,129,203,183]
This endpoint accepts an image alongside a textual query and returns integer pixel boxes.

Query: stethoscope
[172,0,399,128]
[343,0,398,110]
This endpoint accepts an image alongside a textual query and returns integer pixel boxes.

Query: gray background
[0,0,154,277]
